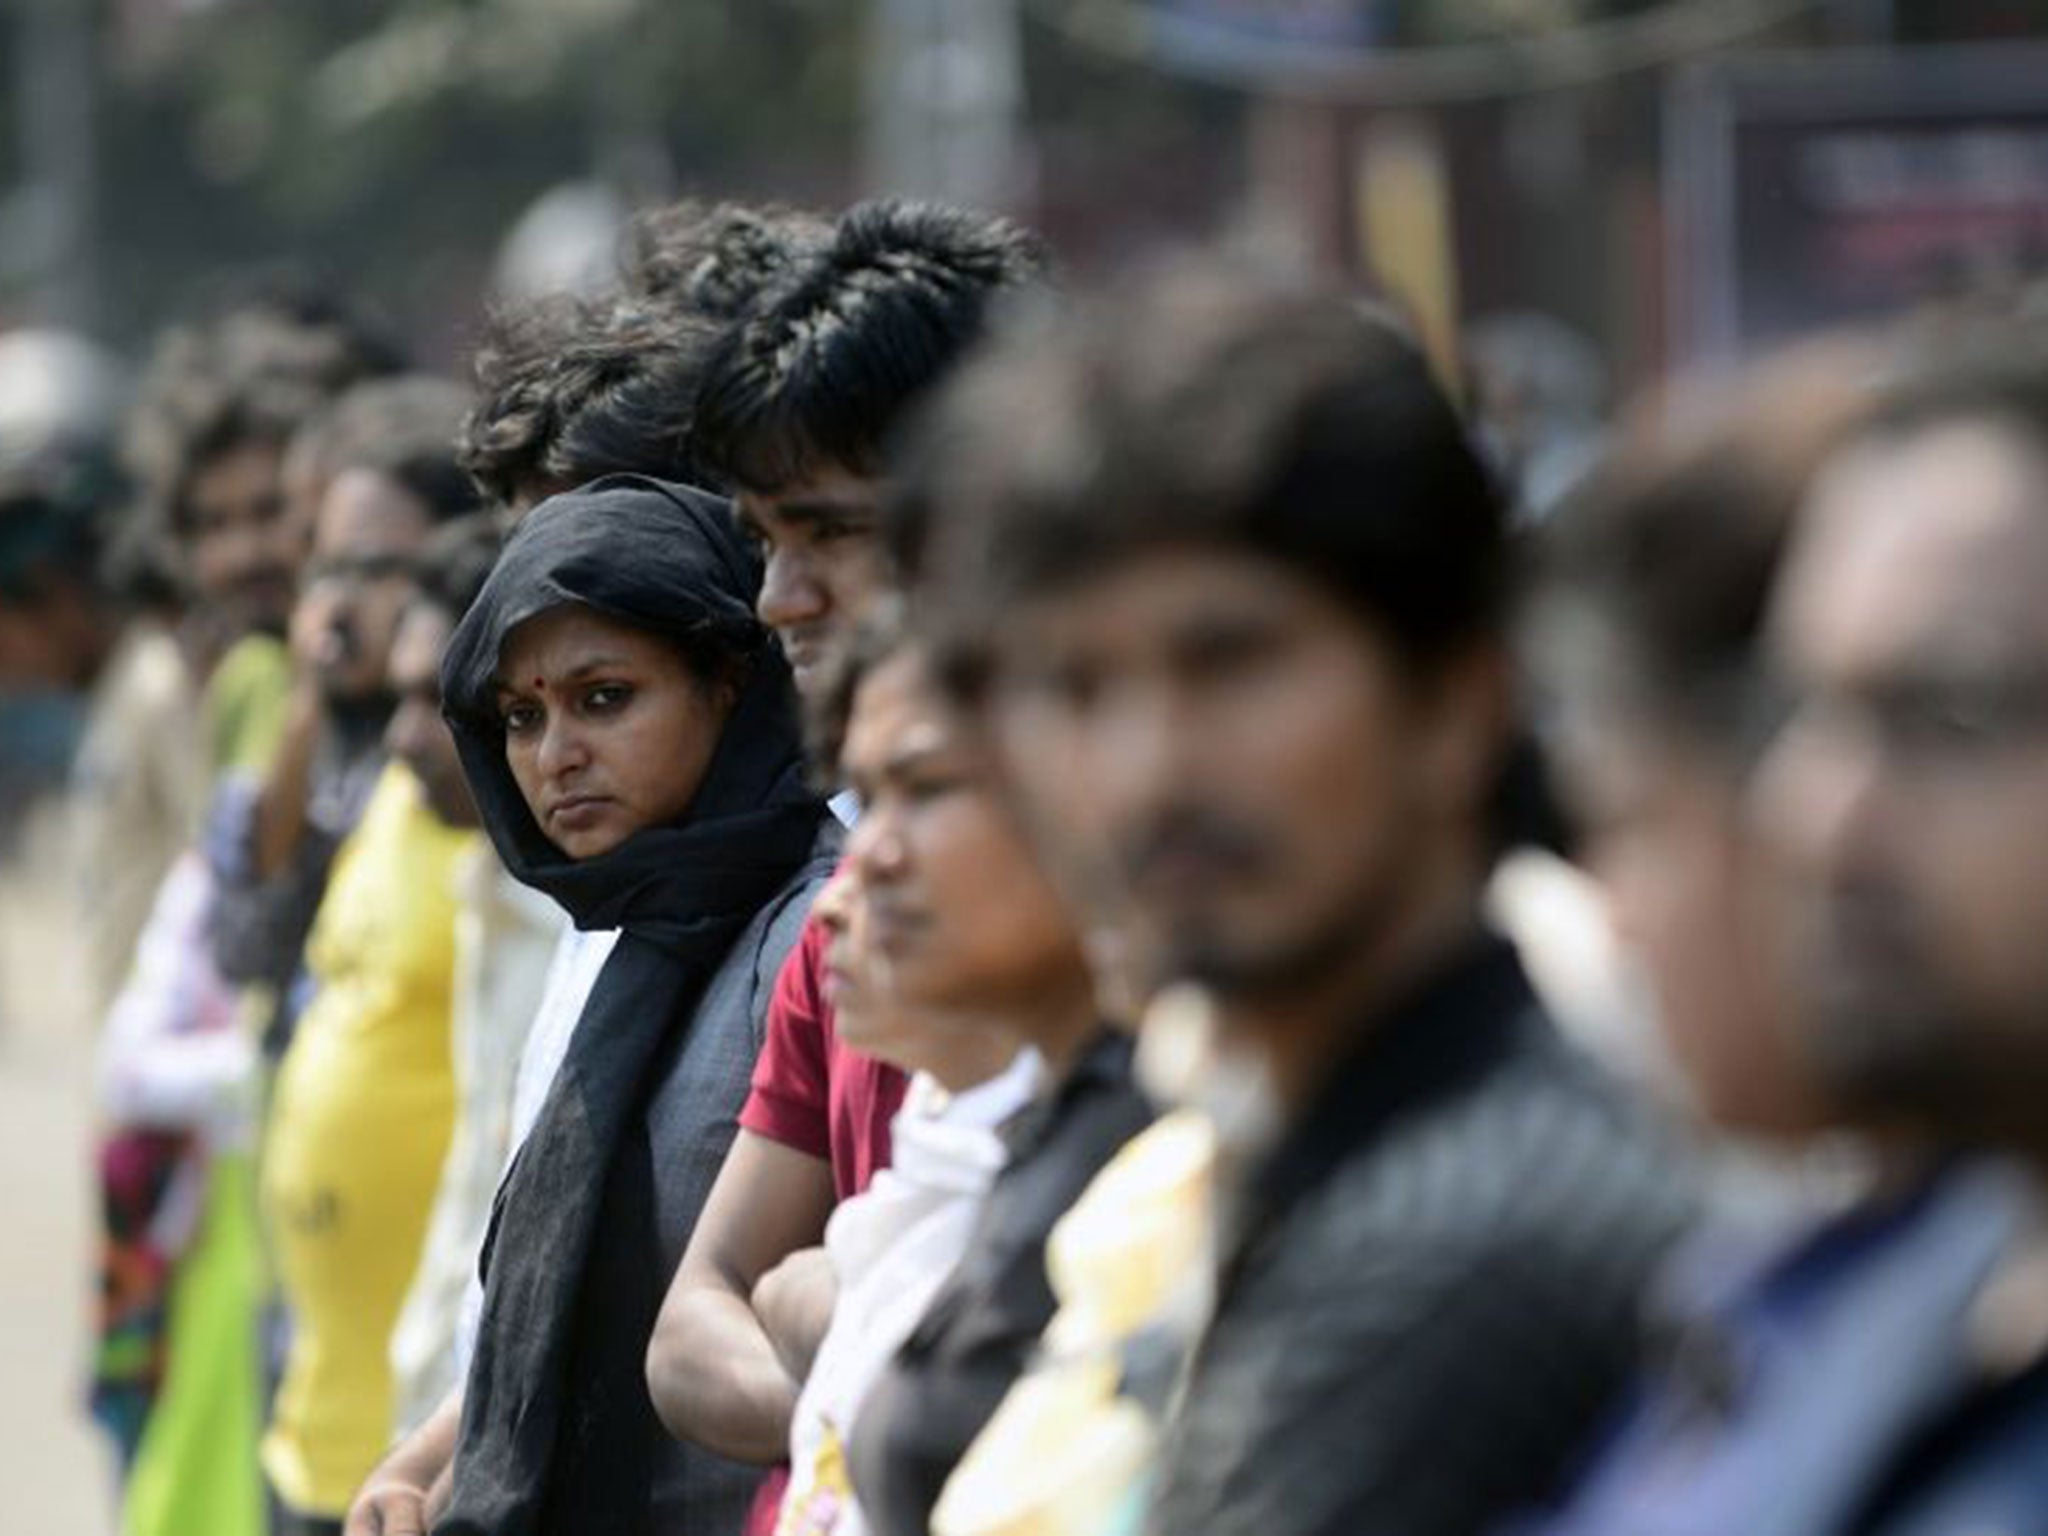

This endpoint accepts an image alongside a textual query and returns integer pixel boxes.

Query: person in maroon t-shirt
[744,914,908,1203]
[645,198,1049,1534]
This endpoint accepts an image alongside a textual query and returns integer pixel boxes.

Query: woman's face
[840,649,1089,1018]
[816,864,891,1054]
[495,605,736,859]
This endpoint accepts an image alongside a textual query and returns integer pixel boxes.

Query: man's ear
[1420,641,1514,819]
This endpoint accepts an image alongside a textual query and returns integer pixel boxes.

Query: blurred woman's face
[839,649,1090,1026]
[1563,713,1826,1139]
[495,605,735,860]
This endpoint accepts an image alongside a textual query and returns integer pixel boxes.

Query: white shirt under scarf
[775,1050,1043,1536]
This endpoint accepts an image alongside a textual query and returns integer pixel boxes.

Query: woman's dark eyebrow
[494,655,635,694]
[557,654,634,681]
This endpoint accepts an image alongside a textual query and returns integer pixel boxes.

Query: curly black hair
[458,298,724,507]
[691,199,1051,494]
[619,198,831,324]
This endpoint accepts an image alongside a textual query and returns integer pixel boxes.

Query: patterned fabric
[1145,934,1692,1536]
[932,1110,1219,1536]
[90,1128,185,1467]
[89,842,256,1469]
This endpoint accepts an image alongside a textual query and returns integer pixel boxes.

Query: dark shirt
[1525,1156,2048,1536]
[209,712,385,1056]
[640,850,831,1535]
[849,1029,1155,1536]
[1147,930,1692,1536]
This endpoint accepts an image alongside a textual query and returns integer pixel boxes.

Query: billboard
[1669,44,2048,362]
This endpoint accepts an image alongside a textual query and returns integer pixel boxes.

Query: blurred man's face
[185,438,301,636]
[384,601,475,828]
[735,465,890,699]
[1757,421,2048,1132]
[0,574,106,691]
[300,468,434,704]
[987,545,1500,1011]
[1559,710,1825,1138]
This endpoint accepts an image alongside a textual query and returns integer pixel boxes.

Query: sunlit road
[0,809,118,1536]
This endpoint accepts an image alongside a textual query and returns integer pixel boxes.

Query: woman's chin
[553,822,634,861]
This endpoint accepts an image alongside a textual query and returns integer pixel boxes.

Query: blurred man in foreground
[902,270,1689,1536]
[1526,332,2048,1536]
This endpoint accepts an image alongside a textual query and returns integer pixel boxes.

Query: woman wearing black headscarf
[422,474,835,1536]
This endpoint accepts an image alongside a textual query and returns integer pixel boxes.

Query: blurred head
[460,296,732,514]
[181,437,300,636]
[821,620,1089,1065]
[298,377,480,703]
[618,197,830,323]
[693,199,1049,697]
[1529,340,1878,1138]
[903,271,1510,1015]
[0,335,129,690]
[0,460,119,691]
[1757,335,2048,1149]
[493,604,740,860]
[386,515,502,828]
[126,291,401,639]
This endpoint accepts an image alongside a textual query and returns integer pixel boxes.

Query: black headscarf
[435,475,823,1536]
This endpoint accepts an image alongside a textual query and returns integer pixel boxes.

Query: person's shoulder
[731,826,842,1039]
[1283,1000,1693,1303]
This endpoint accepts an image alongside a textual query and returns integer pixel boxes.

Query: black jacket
[1147,931,1693,1536]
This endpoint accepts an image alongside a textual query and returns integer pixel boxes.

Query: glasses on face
[1759,668,2048,771]
[302,550,416,589]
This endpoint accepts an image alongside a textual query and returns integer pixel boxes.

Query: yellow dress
[260,763,474,1516]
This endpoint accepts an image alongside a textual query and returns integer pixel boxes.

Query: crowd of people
[6,188,2048,1536]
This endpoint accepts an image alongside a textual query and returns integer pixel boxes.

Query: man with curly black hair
[689,197,1048,696]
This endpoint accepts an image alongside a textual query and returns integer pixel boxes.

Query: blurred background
[6,1,2048,1530]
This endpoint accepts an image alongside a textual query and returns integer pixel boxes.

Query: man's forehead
[739,470,882,523]
[318,467,428,544]
[392,604,451,664]
[1784,428,2048,667]
[397,599,454,645]
[1002,546,1319,648]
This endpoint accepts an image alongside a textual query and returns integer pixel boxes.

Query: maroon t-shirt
[738,908,909,1533]
[739,908,908,1200]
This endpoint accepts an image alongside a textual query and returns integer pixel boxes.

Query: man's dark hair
[0,439,124,603]
[1531,336,1883,751]
[459,201,833,510]
[409,512,505,626]
[619,198,831,324]
[900,266,1503,677]
[299,375,482,524]
[1853,319,2048,461]
[458,297,724,505]
[692,198,1050,494]
[125,292,404,539]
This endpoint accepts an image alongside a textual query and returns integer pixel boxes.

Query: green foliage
[73,0,866,353]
